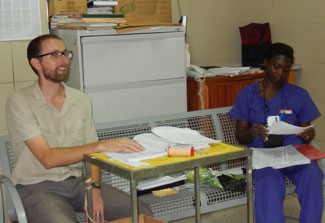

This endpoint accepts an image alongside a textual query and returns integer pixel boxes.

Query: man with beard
[5,34,152,223]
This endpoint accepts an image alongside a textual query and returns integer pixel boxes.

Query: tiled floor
[170,186,325,223]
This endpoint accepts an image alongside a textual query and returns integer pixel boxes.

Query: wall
[171,0,325,149]
[0,1,49,137]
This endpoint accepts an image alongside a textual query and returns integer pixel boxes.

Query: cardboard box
[48,0,87,15]
[108,214,166,223]
[114,0,171,24]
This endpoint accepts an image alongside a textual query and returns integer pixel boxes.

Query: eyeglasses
[37,50,73,60]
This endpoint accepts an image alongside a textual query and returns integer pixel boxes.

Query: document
[151,126,220,147]
[267,121,313,135]
[136,175,187,191]
[102,126,220,167]
[252,145,311,169]
[0,0,41,41]
[103,133,167,164]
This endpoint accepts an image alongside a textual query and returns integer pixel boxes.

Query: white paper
[252,145,310,169]
[267,121,313,135]
[137,175,187,191]
[103,133,167,163]
[151,126,220,145]
[102,127,219,166]
[0,0,41,41]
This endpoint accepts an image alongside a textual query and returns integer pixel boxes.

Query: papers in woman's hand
[267,121,313,135]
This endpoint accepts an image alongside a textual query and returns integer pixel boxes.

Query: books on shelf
[56,22,117,30]
[50,13,125,30]
[87,6,114,14]
[82,17,126,24]
[82,13,126,24]
[93,0,118,6]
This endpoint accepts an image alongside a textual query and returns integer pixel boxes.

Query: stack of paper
[102,126,220,167]
[252,145,311,169]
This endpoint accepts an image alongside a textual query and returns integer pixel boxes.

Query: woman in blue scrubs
[230,43,323,223]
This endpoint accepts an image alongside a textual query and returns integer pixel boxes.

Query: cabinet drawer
[87,79,187,123]
[81,32,186,87]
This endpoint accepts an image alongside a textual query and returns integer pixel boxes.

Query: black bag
[264,134,284,148]
[239,23,272,67]
[217,174,246,192]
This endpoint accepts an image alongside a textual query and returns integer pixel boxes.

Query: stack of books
[50,13,126,30]
[87,0,117,14]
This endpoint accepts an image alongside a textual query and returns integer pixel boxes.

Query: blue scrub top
[229,82,320,148]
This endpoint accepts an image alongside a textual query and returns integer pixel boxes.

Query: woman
[229,43,323,223]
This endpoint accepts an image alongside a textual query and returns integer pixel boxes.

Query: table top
[84,143,252,180]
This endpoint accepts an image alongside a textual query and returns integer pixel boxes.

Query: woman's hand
[235,120,269,145]
[297,127,315,144]
[92,188,105,223]
[249,124,269,138]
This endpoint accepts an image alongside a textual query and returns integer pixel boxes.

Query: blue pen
[279,114,284,121]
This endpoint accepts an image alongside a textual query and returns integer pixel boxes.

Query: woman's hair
[264,42,294,64]
[27,34,62,75]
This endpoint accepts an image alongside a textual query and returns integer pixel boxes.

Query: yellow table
[84,143,253,223]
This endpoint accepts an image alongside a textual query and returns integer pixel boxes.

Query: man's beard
[43,67,68,83]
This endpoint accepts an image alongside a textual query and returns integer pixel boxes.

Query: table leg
[130,177,139,223]
[246,155,254,223]
[194,166,201,223]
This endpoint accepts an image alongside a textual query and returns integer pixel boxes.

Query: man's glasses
[37,50,73,60]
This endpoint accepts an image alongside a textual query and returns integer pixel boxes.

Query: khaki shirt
[6,81,98,185]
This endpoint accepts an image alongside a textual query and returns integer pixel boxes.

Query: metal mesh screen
[5,142,15,171]
[139,189,195,217]
[97,124,152,140]
[200,184,246,205]
[216,113,239,145]
[155,115,218,140]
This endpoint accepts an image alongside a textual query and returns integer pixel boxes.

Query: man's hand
[92,188,105,223]
[95,137,144,153]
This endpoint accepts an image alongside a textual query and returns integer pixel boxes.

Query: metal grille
[97,124,151,140]
[155,115,218,140]
[217,113,239,145]
[5,142,15,171]
[201,185,246,205]
[139,189,195,217]
[76,213,86,223]
[227,158,247,169]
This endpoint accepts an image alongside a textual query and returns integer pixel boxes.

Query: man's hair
[27,34,62,75]
[264,42,294,64]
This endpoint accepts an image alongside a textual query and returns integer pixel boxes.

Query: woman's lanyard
[263,82,288,125]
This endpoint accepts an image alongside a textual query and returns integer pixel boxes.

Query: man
[6,34,152,223]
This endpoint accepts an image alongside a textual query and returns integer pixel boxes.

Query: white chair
[0,135,86,223]
[0,135,27,223]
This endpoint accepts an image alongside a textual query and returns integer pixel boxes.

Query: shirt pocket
[64,118,87,146]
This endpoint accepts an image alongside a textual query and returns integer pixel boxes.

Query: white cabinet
[51,27,187,124]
